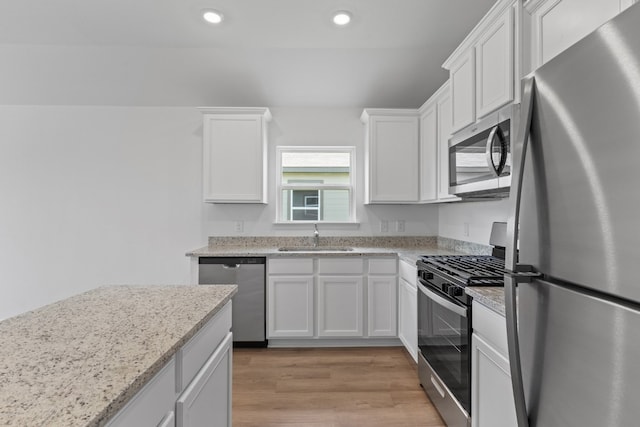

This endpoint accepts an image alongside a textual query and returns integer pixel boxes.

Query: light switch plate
[380,220,389,233]
[396,220,405,233]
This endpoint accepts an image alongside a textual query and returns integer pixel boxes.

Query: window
[276,146,355,223]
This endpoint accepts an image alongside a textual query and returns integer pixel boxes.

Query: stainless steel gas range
[416,223,506,427]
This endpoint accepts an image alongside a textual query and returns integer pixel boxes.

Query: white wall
[439,198,510,245]
[202,107,440,237]
[0,106,204,320]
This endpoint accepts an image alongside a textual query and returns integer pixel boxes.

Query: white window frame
[276,146,356,224]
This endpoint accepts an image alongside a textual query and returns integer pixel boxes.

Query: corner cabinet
[200,107,271,203]
[419,82,460,203]
[443,0,519,132]
[361,109,420,204]
[471,301,517,427]
[523,0,638,72]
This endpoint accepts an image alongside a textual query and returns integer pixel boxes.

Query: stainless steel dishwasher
[198,257,266,347]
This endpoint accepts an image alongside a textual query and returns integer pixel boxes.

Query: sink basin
[278,246,354,252]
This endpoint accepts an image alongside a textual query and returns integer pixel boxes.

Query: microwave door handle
[485,125,502,177]
[505,76,536,427]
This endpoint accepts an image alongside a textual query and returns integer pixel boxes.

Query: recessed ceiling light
[202,9,223,24]
[332,11,352,26]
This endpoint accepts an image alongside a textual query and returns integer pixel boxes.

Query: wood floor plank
[233,347,445,426]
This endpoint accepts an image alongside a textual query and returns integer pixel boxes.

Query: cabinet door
[177,332,233,427]
[419,104,438,202]
[475,7,514,119]
[366,115,419,203]
[367,275,397,337]
[317,276,364,337]
[202,112,267,203]
[471,334,517,427]
[527,0,622,70]
[450,50,476,133]
[436,87,460,201]
[398,277,418,363]
[268,276,314,337]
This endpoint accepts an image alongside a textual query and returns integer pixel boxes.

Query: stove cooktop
[419,255,506,287]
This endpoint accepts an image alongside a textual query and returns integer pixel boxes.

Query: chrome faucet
[313,223,319,248]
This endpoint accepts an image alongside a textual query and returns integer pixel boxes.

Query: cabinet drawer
[368,258,397,275]
[177,332,233,427]
[268,258,314,275]
[106,357,176,427]
[472,300,508,356]
[180,301,232,391]
[399,260,417,286]
[318,258,364,274]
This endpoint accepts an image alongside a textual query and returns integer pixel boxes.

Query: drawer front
[180,301,232,391]
[369,258,397,275]
[106,357,176,427]
[472,300,508,356]
[318,258,364,275]
[268,258,314,275]
[399,260,417,286]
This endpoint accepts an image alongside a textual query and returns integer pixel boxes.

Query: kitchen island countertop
[0,284,237,427]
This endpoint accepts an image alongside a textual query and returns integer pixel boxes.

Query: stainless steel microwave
[448,104,517,198]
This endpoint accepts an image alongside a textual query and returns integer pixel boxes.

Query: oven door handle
[418,281,467,318]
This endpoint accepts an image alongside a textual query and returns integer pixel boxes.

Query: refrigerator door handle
[505,75,536,427]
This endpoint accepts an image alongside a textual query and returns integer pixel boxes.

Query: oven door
[418,279,471,413]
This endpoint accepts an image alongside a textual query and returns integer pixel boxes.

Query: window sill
[273,221,360,229]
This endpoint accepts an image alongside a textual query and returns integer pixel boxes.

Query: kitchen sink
[277,246,353,252]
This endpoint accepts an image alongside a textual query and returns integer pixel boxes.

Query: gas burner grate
[420,255,506,286]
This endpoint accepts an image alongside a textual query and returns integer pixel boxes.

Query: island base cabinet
[177,332,233,427]
[105,357,176,427]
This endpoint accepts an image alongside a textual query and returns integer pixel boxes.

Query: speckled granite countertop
[185,236,484,265]
[0,284,237,427]
[466,287,506,316]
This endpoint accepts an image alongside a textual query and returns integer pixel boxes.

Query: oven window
[418,284,470,412]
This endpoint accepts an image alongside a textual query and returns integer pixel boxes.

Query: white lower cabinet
[471,301,517,427]
[106,301,233,427]
[267,257,398,343]
[267,276,314,337]
[317,276,364,337]
[176,333,233,427]
[398,260,418,362]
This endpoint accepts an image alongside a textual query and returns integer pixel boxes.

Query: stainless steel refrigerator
[505,3,640,427]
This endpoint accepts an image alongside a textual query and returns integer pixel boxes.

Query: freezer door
[518,3,640,302]
[518,279,640,427]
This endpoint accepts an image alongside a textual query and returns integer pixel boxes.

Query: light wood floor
[233,346,446,427]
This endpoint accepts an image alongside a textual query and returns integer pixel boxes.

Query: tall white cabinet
[200,107,271,203]
[361,109,420,204]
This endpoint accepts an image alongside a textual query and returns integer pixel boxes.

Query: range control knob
[447,285,463,297]
[422,271,434,281]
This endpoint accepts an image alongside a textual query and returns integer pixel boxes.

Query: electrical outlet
[396,220,405,233]
[464,222,470,237]
[235,220,244,233]
[380,220,389,233]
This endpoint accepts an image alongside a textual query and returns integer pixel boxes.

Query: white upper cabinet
[449,50,476,132]
[475,7,514,119]
[200,107,271,203]
[361,109,420,204]
[418,82,460,203]
[524,0,638,71]
[419,104,438,202]
[443,0,519,132]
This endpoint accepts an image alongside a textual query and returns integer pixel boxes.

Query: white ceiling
[0,0,496,107]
